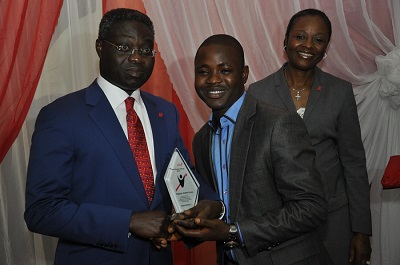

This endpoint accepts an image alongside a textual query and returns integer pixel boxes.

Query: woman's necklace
[284,69,314,101]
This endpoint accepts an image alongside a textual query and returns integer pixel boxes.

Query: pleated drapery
[0,1,399,264]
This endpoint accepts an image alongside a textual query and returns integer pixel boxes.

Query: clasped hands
[129,200,228,249]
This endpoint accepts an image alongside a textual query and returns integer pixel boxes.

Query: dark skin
[172,42,249,242]
[167,200,224,241]
[150,200,222,249]
[284,15,371,265]
[194,44,249,120]
[96,20,155,95]
[96,21,223,246]
[96,19,170,243]
[284,15,328,110]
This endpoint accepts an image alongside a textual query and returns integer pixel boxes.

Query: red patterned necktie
[125,97,154,204]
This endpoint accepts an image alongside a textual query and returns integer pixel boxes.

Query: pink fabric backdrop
[0,0,63,162]
[0,1,399,264]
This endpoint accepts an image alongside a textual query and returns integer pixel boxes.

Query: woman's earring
[323,53,327,59]
[283,46,287,51]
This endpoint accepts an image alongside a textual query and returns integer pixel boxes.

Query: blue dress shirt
[208,92,246,260]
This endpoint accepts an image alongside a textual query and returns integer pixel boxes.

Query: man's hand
[131,212,184,249]
[348,232,371,265]
[151,238,168,249]
[173,217,229,242]
[150,233,183,249]
[181,200,222,220]
[129,210,170,239]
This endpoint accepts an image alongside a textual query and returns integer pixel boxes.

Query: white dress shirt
[97,75,157,182]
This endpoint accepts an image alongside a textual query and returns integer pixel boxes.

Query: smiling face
[96,20,155,93]
[285,15,330,71]
[194,43,249,118]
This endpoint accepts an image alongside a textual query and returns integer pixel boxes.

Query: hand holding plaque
[164,148,199,213]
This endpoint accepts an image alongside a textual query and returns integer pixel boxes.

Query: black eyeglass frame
[103,39,157,57]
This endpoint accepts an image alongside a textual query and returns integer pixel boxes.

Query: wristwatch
[224,223,240,248]
[218,201,226,220]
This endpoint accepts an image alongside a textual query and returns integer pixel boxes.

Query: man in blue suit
[24,8,220,265]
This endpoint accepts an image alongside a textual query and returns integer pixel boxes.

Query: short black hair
[284,8,332,47]
[196,34,245,67]
[98,8,154,40]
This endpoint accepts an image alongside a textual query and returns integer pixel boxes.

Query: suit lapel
[86,84,148,205]
[274,68,297,112]
[204,129,219,192]
[303,67,324,122]
[141,92,168,207]
[275,66,325,123]
[229,94,256,220]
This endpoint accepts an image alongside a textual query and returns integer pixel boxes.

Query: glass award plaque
[164,148,199,213]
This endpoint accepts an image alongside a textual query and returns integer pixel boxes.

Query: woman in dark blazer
[248,8,372,265]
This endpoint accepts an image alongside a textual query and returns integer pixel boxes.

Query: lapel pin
[158,112,163,118]
[316,86,322,91]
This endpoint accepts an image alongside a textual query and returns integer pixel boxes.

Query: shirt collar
[97,75,143,110]
[208,92,246,131]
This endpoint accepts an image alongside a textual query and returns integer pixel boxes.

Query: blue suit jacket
[25,80,218,265]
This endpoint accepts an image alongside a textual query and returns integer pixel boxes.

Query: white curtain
[0,1,102,264]
[143,1,400,263]
[0,0,399,264]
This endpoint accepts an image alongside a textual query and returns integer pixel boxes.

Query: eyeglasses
[103,40,157,57]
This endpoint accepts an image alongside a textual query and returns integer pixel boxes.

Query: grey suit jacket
[248,65,372,237]
[193,93,331,265]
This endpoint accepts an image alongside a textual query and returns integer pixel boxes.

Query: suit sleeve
[239,111,328,257]
[336,83,371,235]
[24,105,132,253]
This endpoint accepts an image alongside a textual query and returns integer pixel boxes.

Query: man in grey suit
[172,34,332,265]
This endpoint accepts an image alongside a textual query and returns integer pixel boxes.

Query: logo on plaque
[164,148,199,213]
